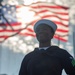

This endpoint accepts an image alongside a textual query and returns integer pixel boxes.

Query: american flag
[0,2,69,42]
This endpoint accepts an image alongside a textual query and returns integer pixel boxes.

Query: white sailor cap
[34,19,57,33]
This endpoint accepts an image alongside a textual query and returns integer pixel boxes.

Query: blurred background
[0,0,75,75]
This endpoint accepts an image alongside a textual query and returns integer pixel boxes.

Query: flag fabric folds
[0,2,69,42]
[19,2,69,42]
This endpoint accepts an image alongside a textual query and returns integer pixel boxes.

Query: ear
[51,33,54,39]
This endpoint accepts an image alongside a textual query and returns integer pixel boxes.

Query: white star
[3,8,6,11]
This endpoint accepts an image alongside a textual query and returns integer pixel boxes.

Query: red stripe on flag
[30,2,69,9]
[0,23,21,26]
[56,29,68,32]
[40,15,69,21]
[54,35,68,42]
[19,33,36,37]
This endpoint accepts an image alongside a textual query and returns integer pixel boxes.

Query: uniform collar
[39,46,50,50]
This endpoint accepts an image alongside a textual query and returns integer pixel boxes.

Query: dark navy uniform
[19,46,75,75]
